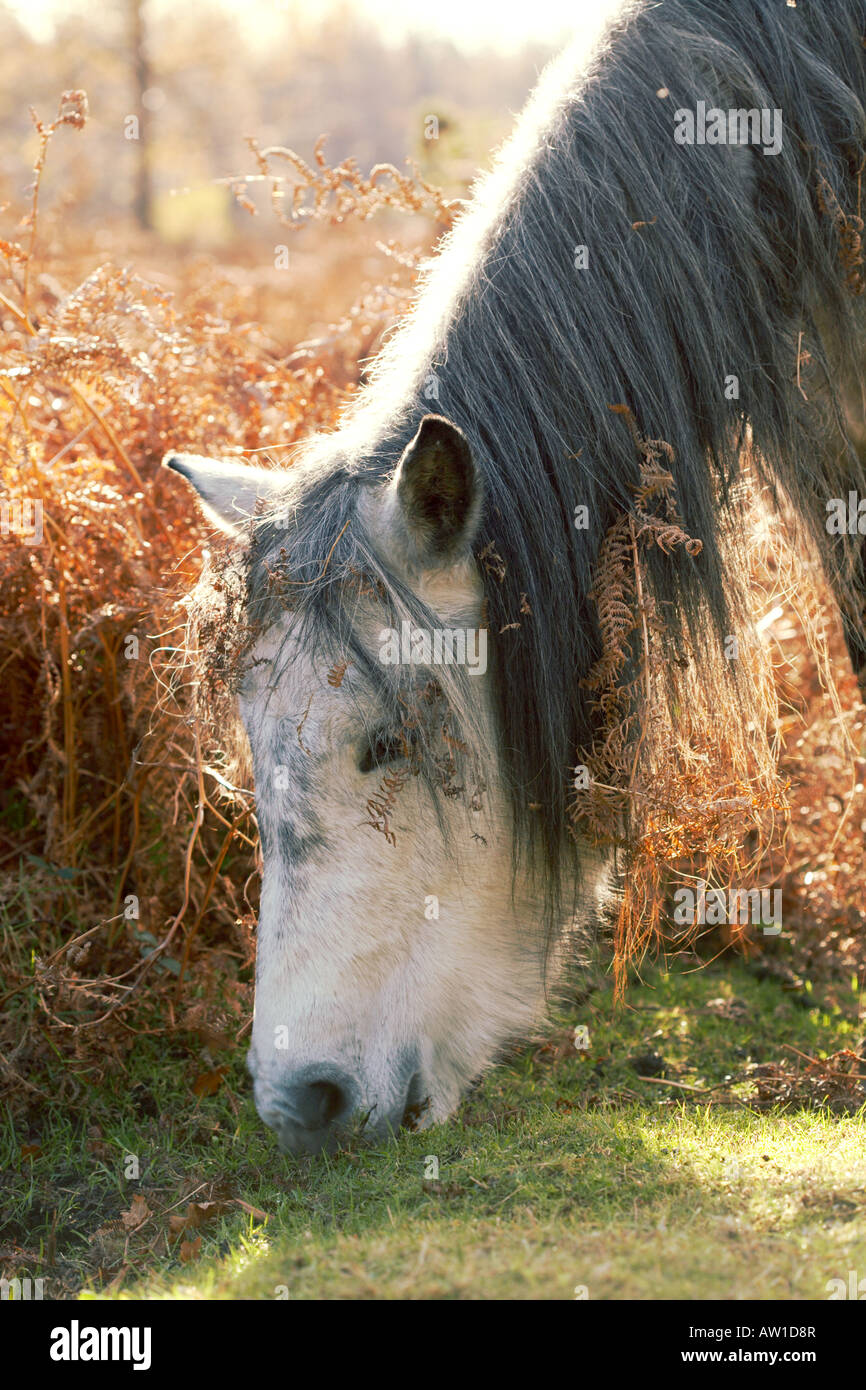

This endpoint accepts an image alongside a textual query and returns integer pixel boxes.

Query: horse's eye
[359,731,409,774]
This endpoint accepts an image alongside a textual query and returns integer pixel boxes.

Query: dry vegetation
[1,90,865,1124]
[0,94,445,1105]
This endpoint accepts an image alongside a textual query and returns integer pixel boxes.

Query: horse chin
[266,1099,428,1156]
[274,1122,346,1157]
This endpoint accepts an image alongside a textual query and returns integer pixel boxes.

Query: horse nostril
[286,1070,355,1132]
[306,1079,347,1128]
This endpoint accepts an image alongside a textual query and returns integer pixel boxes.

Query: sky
[345,0,579,51]
[4,0,584,53]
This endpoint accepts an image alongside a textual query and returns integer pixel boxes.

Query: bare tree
[129,0,152,229]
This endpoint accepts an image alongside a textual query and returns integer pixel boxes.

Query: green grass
[3,957,866,1300]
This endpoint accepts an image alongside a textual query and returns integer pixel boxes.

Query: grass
[3,955,866,1300]
[116,1108,866,1301]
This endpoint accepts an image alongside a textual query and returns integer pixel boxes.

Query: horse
[165,0,866,1153]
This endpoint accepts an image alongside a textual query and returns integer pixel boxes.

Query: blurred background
[0,0,573,246]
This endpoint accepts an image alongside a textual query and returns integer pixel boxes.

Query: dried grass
[0,95,446,1090]
[570,408,858,996]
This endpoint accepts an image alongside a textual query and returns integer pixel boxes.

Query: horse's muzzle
[257,1061,423,1155]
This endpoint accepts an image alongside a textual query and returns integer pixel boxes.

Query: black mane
[248,0,866,928]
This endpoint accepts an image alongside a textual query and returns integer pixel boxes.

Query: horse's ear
[162,452,287,535]
[388,414,480,568]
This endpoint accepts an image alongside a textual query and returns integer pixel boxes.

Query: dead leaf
[86,1137,113,1159]
[192,1066,228,1097]
[327,659,350,688]
[169,1199,228,1235]
[422,1179,464,1197]
[179,1236,202,1263]
[232,1198,269,1222]
[120,1193,150,1230]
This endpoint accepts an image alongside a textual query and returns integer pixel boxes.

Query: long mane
[245,0,866,932]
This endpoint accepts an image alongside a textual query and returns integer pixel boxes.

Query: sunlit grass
[5,955,866,1299]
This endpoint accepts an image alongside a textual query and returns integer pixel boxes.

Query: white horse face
[236,590,547,1153]
[165,417,551,1153]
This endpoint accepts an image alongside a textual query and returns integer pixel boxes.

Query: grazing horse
[166,0,866,1152]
